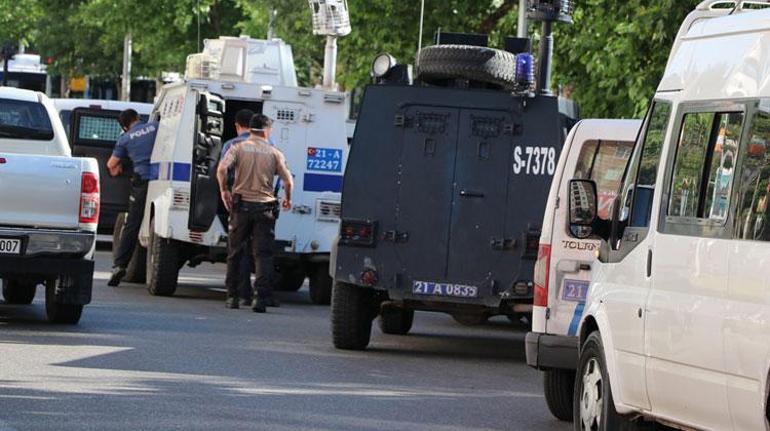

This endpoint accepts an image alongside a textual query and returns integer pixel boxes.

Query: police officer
[221,109,255,306]
[107,109,158,287]
[217,114,293,312]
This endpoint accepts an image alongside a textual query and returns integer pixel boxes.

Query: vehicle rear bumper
[525,332,579,371]
[0,227,95,257]
[0,256,94,304]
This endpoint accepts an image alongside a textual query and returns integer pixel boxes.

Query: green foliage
[552,0,700,118]
[0,0,42,46]
[10,0,709,118]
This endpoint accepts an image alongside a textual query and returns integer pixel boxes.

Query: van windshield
[0,98,54,140]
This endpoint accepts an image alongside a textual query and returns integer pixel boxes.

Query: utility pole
[121,33,132,101]
[517,0,528,37]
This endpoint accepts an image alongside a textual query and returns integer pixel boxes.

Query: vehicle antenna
[197,0,201,52]
[417,0,426,64]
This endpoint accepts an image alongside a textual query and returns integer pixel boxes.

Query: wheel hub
[579,357,603,430]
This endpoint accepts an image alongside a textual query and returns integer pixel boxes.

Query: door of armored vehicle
[391,97,560,305]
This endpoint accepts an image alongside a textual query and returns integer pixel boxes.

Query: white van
[566,2,770,430]
[525,119,641,421]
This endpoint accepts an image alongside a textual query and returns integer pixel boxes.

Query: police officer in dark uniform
[107,109,158,286]
[221,109,255,306]
[217,114,293,312]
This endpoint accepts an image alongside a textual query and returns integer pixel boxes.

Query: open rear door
[69,107,133,230]
[188,92,225,232]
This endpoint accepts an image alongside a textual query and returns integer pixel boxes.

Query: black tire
[574,332,639,430]
[45,277,83,324]
[308,262,333,305]
[113,212,147,283]
[417,45,517,89]
[276,263,306,292]
[545,369,575,422]
[1,279,36,305]
[378,306,414,335]
[146,218,181,297]
[331,282,376,350]
[451,313,489,326]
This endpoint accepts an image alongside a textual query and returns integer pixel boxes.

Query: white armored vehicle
[138,1,353,303]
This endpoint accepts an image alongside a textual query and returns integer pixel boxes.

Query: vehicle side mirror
[568,179,598,239]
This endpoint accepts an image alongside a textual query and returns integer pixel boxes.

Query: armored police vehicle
[331,0,576,350]
[138,1,353,304]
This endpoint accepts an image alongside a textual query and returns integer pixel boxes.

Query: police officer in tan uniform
[217,114,293,312]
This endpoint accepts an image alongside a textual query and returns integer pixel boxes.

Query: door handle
[646,249,652,278]
[460,190,484,198]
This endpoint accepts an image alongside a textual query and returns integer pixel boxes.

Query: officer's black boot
[225,297,240,309]
[250,298,266,313]
[108,267,126,287]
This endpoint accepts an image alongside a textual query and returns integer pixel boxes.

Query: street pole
[517,0,528,38]
[121,33,132,101]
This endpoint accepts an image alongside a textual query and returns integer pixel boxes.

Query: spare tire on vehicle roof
[416,45,517,89]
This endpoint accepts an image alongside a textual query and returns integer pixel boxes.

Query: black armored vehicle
[331,1,576,350]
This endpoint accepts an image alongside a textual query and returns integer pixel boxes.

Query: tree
[0,0,42,47]
[552,0,699,118]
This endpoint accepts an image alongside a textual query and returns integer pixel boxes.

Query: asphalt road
[0,251,571,431]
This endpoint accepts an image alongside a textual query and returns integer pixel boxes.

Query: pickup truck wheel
[308,262,333,305]
[331,282,375,350]
[146,219,180,297]
[276,264,306,292]
[113,212,147,283]
[544,369,575,421]
[575,332,639,430]
[2,279,36,305]
[451,313,489,326]
[378,306,414,335]
[45,278,83,324]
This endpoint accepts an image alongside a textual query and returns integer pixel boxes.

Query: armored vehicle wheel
[451,313,489,326]
[276,264,306,291]
[113,212,147,283]
[378,306,414,335]
[416,45,517,89]
[331,282,376,350]
[309,262,333,305]
[45,277,83,324]
[2,279,36,305]
[146,218,180,297]
[544,369,575,421]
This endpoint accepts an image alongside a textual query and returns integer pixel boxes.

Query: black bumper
[0,256,94,305]
[525,332,579,371]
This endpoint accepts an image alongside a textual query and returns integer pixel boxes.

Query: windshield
[0,97,54,140]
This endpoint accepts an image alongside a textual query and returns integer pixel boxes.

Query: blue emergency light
[515,53,535,89]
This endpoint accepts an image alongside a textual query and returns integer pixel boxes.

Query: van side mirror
[568,179,598,238]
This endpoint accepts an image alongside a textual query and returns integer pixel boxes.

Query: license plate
[306,147,343,172]
[562,279,589,302]
[0,238,22,255]
[412,281,478,298]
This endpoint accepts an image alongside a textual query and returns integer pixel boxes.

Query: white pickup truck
[0,87,99,324]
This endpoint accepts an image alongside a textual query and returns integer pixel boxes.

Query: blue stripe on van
[149,162,161,181]
[172,163,191,182]
[567,302,585,336]
[304,173,342,193]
